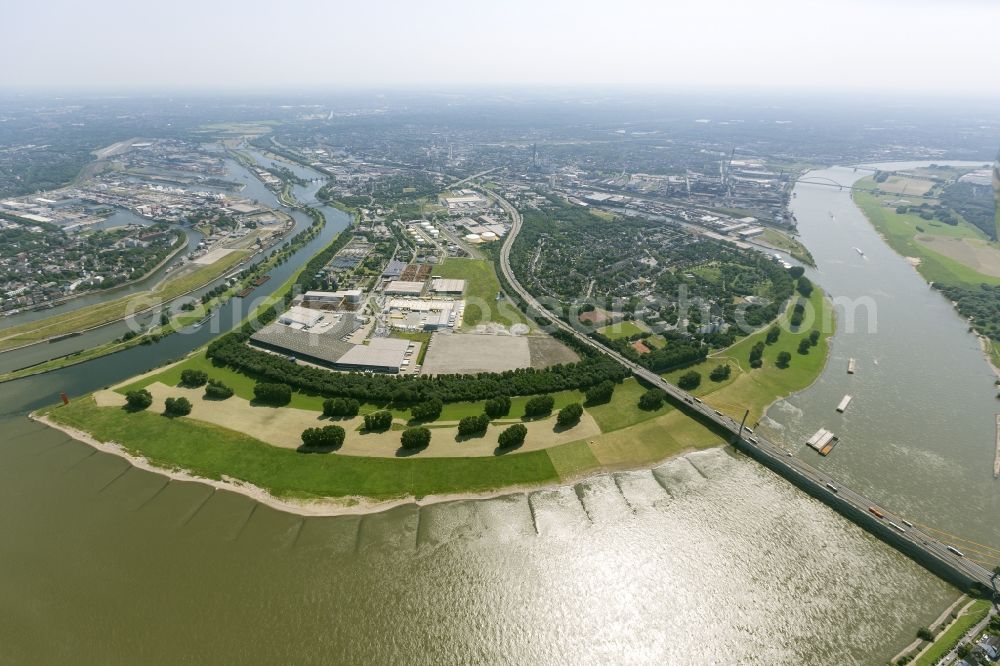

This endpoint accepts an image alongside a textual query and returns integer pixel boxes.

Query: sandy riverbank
[28,413,721,516]
[31,410,714,518]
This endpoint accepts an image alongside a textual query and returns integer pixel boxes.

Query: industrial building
[301,289,363,311]
[249,315,360,368]
[430,278,465,294]
[385,297,462,331]
[278,305,325,329]
[384,280,425,296]
[381,259,407,279]
[334,337,411,373]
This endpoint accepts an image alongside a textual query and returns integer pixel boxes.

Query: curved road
[489,185,997,593]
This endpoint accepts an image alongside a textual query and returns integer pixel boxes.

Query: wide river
[0,160,994,664]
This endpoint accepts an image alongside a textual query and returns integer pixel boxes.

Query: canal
[0,156,334,375]
[0,161,982,664]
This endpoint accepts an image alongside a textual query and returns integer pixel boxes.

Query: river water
[0,158,325,375]
[760,162,1000,556]
[0,161,987,664]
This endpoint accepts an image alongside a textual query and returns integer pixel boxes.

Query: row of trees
[207,330,630,406]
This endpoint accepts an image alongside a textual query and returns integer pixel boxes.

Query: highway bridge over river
[488,186,997,596]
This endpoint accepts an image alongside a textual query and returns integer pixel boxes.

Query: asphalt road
[488,184,997,592]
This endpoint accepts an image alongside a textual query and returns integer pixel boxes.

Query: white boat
[853,247,865,257]
[836,395,852,413]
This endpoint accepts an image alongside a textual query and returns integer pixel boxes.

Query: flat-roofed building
[302,289,363,310]
[249,317,359,368]
[385,280,425,296]
[334,337,410,373]
[278,305,325,329]
[430,278,465,294]
[382,259,406,279]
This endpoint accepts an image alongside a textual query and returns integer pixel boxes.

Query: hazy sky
[4,0,999,95]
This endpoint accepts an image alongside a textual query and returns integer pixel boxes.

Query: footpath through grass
[912,598,992,666]
[44,397,560,500]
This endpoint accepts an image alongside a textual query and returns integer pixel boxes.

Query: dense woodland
[939,181,998,240]
[936,283,1000,343]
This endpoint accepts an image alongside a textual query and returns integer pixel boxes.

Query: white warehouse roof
[431,279,465,294]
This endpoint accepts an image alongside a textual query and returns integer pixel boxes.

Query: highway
[488,185,998,594]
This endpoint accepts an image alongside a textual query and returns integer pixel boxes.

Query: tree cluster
[164,396,192,416]
[484,395,511,418]
[323,397,360,417]
[125,388,153,410]
[638,388,665,411]
[410,398,443,422]
[709,364,731,382]
[524,394,555,418]
[180,369,208,387]
[401,426,431,449]
[300,425,345,449]
[678,371,701,390]
[204,379,233,400]
[457,413,491,436]
[585,379,615,405]
[253,382,292,405]
[364,410,393,432]
[556,402,583,427]
[497,423,527,449]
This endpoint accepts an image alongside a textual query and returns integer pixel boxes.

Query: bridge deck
[490,183,997,595]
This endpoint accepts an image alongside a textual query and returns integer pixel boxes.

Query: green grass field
[434,257,531,329]
[758,228,815,266]
[0,250,248,352]
[854,182,1000,287]
[44,397,560,500]
[913,598,991,666]
[662,287,833,422]
[597,320,646,340]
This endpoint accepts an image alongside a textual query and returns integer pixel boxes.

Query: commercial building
[334,337,410,373]
[385,297,462,332]
[382,259,407,279]
[385,280,425,296]
[278,305,324,329]
[249,315,360,368]
[430,278,465,294]
[301,289,363,310]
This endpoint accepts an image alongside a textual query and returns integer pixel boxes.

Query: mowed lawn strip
[45,397,559,500]
[913,599,992,666]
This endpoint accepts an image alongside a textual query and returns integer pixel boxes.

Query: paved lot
[421,332,531,374]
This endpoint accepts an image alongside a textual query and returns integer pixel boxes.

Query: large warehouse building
[334,337,411,373]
